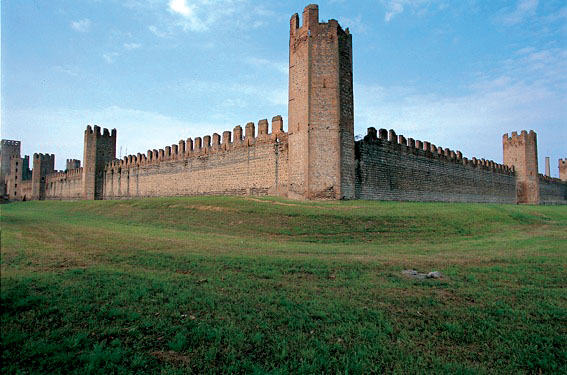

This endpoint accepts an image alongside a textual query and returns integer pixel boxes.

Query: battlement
[1,140,21,147]
[290,4,349,39]
[66,159,81,171]
[560,158,567,182]
[502,130,537,145]
[85,125,117,139]
[33,153,55,162]
[361,127,514,175]
[46,167,84,182]
[106,115,286,171]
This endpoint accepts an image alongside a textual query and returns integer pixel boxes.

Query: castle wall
[355,128,517,203]
[45,168,84,200]
[538,175,567,205]
[103,119,288,199]
[16,180,33,201]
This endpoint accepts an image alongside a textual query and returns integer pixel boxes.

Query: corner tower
[288,4,355,199]
[503,130,539,204]
[31,153,55,200]
[83,125,116,200]
[560,159,567,182]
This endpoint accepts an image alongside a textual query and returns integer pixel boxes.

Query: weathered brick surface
[0,140,21,197]
[83,126,116,200]
[355,128,517,203]
[538,174,567,205]
[288,5,354,199]
[7,156,31,200]
[45,168,84,200]
[503,131,539,204]
[560,159,567,182]
[102,119,288,199]
[66,159,81,171]
[31,153,55,200]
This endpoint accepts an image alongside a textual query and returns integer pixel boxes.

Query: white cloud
[102,52,119,64]
[168,0,193,17]
[382,0,449,22]
[384,0,405,22]
[71,19,91,32]
[168,0,206,32]
[124,42,142,50]
[499,0,539,26]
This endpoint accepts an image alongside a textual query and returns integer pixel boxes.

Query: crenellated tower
[83,125,117,200]
[288,4,355,199]
[560,159,567,182]
[66,159,81,171]
[31,153,55,200]
[503,130,539,204]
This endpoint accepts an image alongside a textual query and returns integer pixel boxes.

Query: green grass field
[1,197,566,374]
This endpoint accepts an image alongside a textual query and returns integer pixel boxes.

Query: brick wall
[355,128,517,203]
[103,119,288,199]
[45,168,84,200]
[538,175,567,205]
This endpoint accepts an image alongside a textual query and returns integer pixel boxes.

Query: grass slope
[1,197,566,374]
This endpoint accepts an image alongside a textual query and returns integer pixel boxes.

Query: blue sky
[1,0,566,176]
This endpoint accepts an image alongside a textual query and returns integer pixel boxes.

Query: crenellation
[203,136,212,153]
[258,119,269,140]
[388,130,397,143]
[245,122,255,145]
[3,4,563,205]
[178,141,185,159]
[222,131,231,151]
[233,126,243,143]
[212,133,221,151]
[559,159,567,181]
[272,116,284,135]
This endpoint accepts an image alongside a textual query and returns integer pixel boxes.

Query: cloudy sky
[2,0,566,176]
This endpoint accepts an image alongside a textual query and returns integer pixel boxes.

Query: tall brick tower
[503,130,539,204]
[83,125,116,200]
[0,140,21,197]
[288,4,355,199]
[31,153,55,200]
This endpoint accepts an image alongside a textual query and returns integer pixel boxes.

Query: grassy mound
[1,197,566,373]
